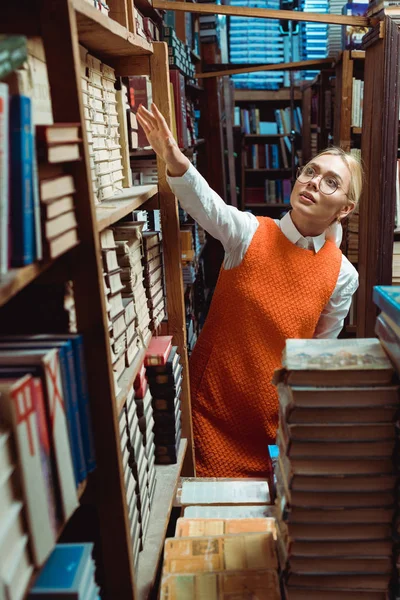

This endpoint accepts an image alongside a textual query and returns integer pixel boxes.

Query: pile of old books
[158,478,282,599]
[274,337,398,600]
[144,337,183,464]
[142,230,166,332]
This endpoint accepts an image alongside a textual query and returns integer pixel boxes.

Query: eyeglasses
[296,165,348,197]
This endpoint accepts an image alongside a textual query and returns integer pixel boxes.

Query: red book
[145,336,173,367]
[169,70,188,149]
[134,362,148,399]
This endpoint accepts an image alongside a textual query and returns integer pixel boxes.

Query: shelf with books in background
[333,49,364,337]
[0,0,195,597]
[235,94,302,212]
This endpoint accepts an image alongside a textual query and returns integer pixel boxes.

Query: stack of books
[0,426,34,597]
[162,26,196,78]
[121,388,152,553]
[374,286,400,372]
[28,543,100,599]
[393,242,400,284]
[131,157,158,186]
[112,222,152,346]
[37,124,81,260]
[273,337,397,599]
[299,0,329,81]
[126,75,152,149]
[83,0,109,14]
[229,0,284,90]
[79,47,125,203]
[347,203,359,263]
[158,479,281,598]
[145,338,183,464]
[100,228,130,389]
[142,231,166,332]
[134,365,157,505]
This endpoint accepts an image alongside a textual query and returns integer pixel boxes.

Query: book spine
[73,337,96,472]
[58,346,83,485]
[66,343,87,483]
[9,94,35,266]
[373,287,400,324]
[31,126,43,261]
[0,83,9,274]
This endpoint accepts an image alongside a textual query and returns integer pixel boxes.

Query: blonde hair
[311,146,363,209]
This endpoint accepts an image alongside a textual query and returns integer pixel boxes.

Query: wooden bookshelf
[136,439,187,600]
[234,89,302,102]
[96,185,158,231]
[2,4,194,599]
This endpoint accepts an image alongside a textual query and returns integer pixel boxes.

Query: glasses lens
[297,165,313,183]
[320,176,338,195]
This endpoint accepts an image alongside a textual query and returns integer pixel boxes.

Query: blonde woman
[137,104,362,479]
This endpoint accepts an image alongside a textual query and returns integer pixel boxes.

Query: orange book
[175,517,277,540]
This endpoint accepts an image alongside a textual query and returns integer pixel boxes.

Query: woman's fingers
[138,105,158,129]
[151,103,171,135]
[136,111,153,135]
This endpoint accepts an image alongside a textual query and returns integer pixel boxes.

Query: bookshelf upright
[1,1,195,598]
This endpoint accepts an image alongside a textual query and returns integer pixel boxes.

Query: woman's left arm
[314,259,359,339]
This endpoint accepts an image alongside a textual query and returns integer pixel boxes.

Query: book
[37,142,80,164]
[159,570,281,600]
[0,375,56,565]
[275,383,399,408]
[9,94,35,266]
[144,336,172,367]
[0,82,9,274]
[285,589,387,600]
[180,478,270,506]
[175,517,278,539]
[28,543,96,598]
[162,533,278,574]
[36,123,81,144]
[1,534,33,600]
[278,338,394,386]
[40,174,75,203]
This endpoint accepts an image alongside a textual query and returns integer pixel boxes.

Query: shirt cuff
[166,162,198,187]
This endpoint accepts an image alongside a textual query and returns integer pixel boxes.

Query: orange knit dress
[189,216,343,478]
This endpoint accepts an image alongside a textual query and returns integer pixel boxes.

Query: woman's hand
[136,104,190,177]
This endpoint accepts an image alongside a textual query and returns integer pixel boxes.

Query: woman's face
[290,154,355,226]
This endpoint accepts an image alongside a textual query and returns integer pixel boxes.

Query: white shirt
[167,163,359,339]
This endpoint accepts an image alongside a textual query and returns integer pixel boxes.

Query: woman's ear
[339,201,356,220]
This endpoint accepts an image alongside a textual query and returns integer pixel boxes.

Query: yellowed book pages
[160,570,281,600]
[180,478,270,506]
[175,518,277,540]
[163,533,277,575]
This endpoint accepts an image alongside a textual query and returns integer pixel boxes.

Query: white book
[183,505,276,519]
[0,535,33,600]
[180,479,270,506]
[0,83,9,274]
[0,377,56,565]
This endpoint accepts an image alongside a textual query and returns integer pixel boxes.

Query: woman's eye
[325,177,337,189]
[305,167,314,176]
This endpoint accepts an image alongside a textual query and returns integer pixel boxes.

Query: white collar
[279,212,342,253]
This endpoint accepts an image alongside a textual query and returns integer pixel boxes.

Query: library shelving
[1,1,195,599]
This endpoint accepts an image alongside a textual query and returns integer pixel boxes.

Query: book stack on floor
[79,47,125,203]
[134,364,157,505]
[119,394,142,567]
[142,230,166,331]
[145,338,183,464]
[112,221,152,346]
[158,478,281,599]
[28,543,100,599]
[273,337,398,600]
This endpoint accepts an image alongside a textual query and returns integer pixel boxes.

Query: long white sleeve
[167,163,258,267]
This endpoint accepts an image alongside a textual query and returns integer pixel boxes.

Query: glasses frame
[296,166,349,198]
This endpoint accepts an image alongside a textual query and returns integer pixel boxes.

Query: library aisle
[1,0,400,599]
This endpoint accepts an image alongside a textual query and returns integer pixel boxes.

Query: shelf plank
[116,332,152,413]
[245,134,285,138]
[0,258,65,309]
[136,439,187,600]
[73,0,153,57]
[235,89,302,102]
[96,186,158,231]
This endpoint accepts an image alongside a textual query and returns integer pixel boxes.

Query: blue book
[373,286,400,325]
[9,95,35,266]
[0,339,86,485]
[271,144,280,169]
[29,543,95,598]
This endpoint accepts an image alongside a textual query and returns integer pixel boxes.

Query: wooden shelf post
[150,42,195,476]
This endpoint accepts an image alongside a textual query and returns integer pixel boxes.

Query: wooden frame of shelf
[3,3,194,599]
